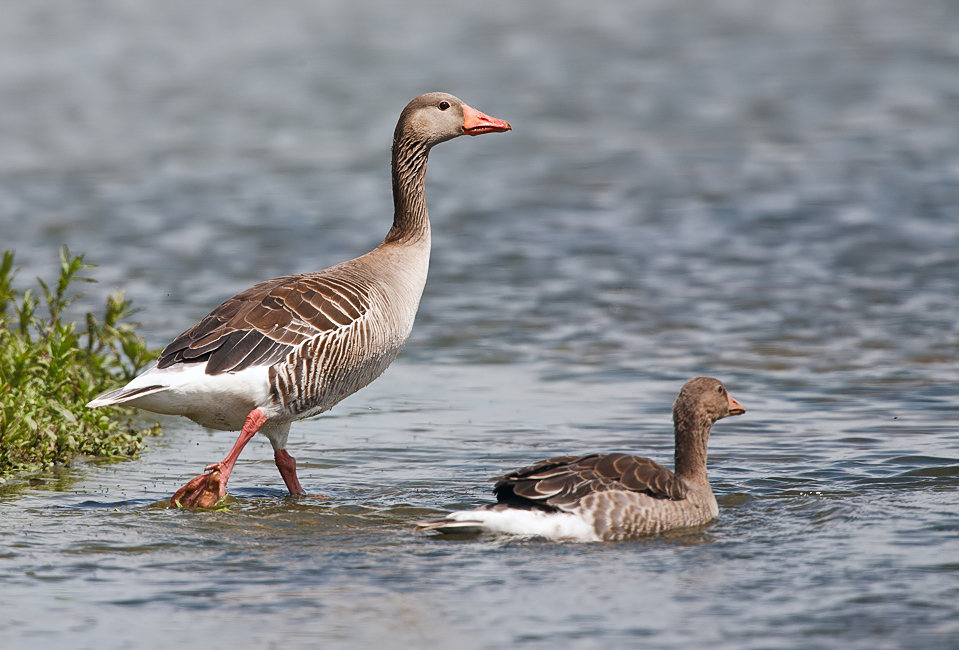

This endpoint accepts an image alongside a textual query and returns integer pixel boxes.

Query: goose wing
[156,273,370,375]
[492,452,687,511]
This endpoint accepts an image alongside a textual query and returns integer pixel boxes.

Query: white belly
[122,363,272,430]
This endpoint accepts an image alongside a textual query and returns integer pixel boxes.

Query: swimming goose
[418,377,745,541]
[87,92,511,508]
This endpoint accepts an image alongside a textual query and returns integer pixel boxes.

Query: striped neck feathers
[385,133,431,245]
[672,406,714,483]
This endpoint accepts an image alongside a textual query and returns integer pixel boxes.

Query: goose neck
[385,134,431,245]
[673,410,713,483]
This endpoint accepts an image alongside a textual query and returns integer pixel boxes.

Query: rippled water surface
[2,1,958,648]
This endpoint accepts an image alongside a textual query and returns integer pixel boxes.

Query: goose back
[493,452,688,509]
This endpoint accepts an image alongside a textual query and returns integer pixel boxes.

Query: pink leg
[171,408,268,508]
[274,449,305,495]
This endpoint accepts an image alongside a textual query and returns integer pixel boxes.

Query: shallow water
[2,1,958,648]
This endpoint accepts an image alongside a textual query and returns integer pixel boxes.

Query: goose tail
[86,384,168,408]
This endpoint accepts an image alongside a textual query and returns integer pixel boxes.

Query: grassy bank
[0,247,160,478]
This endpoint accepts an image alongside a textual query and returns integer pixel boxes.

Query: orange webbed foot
[171,465,228,509]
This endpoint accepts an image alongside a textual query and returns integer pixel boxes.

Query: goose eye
[438,101,451,111]
[717,385,725,395]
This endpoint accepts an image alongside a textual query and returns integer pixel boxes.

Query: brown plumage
[419,377,746,541]
[156,274,370,375]
[494,451,688,509]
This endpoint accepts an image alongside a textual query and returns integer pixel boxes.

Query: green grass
[0,247,160,479]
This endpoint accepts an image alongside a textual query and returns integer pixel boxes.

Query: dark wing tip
[87,384,167,408]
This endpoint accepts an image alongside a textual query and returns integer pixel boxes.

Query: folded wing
[157,273,371,375]
[492,452,687,511]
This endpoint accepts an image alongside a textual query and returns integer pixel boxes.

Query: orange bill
[727,394,746,416]
[462,103,512,135]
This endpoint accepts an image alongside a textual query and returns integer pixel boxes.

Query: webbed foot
[171,464,227,509]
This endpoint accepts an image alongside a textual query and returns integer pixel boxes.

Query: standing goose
[418,377,745,542]
[88,92,511,508]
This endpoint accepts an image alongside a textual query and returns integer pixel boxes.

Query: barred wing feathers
[157,273,371,376]
[492,452,688,511]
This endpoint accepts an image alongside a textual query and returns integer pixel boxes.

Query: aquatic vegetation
[0,247,160,478]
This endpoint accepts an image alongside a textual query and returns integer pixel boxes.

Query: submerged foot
[170,464,228,509]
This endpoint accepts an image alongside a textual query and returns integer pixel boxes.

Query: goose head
[674,376,746,430]
[395,92,512,148]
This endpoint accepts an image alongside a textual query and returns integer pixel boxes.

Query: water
[2,0,958,648]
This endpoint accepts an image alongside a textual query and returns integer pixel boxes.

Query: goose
[87,92,511,508]
[418,377,745,542]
